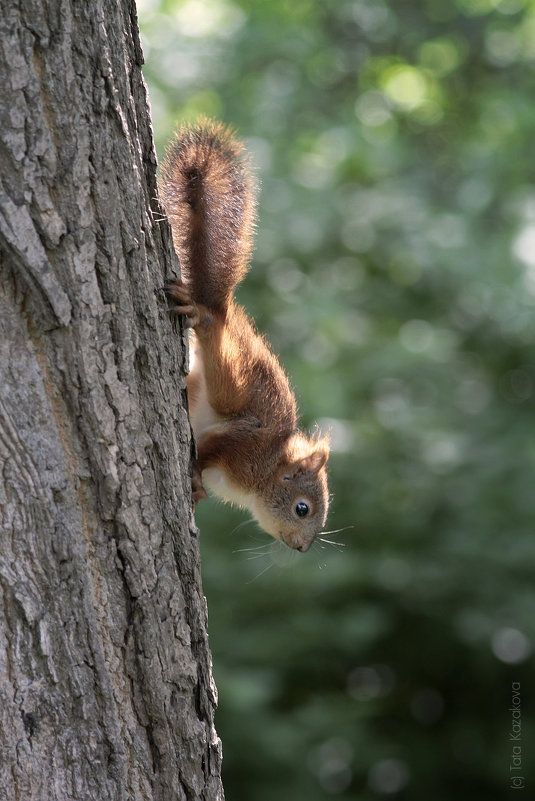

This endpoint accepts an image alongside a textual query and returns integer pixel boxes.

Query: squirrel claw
[172,304,200,327]
[165,278,190,302]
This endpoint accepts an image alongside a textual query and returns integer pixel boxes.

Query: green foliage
[140,0,535,797]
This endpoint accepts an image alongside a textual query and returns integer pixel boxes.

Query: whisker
[247,561,275,583]
[309,541,328,569]
[320,525,354,537]
[318,537,346,548]
[230,518,255,535]
[233,543,273,554]
[229,519,267,544]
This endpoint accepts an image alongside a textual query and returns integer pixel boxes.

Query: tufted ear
[282,446,329,481]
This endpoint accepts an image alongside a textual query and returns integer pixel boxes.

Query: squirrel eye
[295,501,309,518]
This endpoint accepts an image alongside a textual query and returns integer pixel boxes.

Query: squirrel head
[251,434,330,552]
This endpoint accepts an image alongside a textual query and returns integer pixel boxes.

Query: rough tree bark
[0,1,223,799]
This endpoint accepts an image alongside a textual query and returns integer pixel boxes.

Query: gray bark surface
[0,1,222,799]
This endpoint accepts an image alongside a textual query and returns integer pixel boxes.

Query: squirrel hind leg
[165,278,212,328]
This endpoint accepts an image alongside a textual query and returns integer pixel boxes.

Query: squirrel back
[161,119,256,314]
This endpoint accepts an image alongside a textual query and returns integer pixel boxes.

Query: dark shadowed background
[139,1,534,798]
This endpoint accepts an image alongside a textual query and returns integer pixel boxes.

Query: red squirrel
[161,120,330,552]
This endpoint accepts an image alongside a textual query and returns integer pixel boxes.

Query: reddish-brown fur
[161,120,255,313]
[162,119,330,551]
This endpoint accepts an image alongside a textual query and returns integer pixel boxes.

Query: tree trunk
[0,1,223,799]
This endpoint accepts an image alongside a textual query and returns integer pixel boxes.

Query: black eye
[295,502,309,518]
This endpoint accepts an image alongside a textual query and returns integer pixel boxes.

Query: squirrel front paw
[165,279,201,328]
[191,460,208,506]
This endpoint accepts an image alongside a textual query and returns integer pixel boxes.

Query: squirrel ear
[282,446,329,481]
[299,447,328,476]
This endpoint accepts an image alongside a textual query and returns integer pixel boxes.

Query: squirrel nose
[281,532,313,552]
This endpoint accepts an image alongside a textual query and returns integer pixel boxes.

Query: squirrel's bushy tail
[161,118,256,314]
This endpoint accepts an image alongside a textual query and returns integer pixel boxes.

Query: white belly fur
[188,335,254,511]
[188,333,218,436]
[202,466,277,539]
[202,466,252,510]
